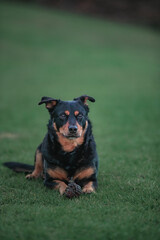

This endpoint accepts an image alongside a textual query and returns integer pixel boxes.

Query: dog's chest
[57,150,85,174]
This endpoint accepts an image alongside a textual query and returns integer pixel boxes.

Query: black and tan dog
[4,95,99,197]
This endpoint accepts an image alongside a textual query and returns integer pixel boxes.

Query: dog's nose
[69,125,78,134]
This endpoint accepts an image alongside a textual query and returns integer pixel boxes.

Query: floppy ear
[38,96,59,111]
[74,95,95,105]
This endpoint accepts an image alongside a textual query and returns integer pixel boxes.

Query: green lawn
[0,2,160,240]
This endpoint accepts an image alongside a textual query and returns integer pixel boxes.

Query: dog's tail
[3,162,34,173]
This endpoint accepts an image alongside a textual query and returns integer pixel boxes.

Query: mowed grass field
[0,2,160,240]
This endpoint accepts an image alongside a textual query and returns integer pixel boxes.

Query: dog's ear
[38,96,59,111]
[74,95,95,105]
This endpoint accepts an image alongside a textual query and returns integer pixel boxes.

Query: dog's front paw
[82,187,95,194]
[82,182,95,194]
[26,173,38,179]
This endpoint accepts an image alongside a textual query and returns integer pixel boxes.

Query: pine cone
[64,181,82,199]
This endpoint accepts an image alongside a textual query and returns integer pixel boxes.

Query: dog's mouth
[62,133,81,139]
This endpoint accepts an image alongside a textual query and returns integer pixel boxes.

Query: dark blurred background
[7,0,160,29]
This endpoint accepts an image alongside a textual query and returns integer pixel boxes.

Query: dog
[4,95,99,197]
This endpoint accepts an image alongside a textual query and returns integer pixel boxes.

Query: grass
[0,2,160,240]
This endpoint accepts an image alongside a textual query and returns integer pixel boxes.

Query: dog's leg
[44,167,68,195]
[26,149,43,179]
[44,179,68,195]
[73,167,97,194]
[53,180,68,195]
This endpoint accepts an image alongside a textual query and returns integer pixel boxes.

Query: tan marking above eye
[65,110,70,116]
[74,111,79,116]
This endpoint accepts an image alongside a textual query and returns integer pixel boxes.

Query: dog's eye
[59,114,67,120]
[77,114,83,119]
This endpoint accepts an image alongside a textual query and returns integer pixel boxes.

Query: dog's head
[39,95,95,139]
